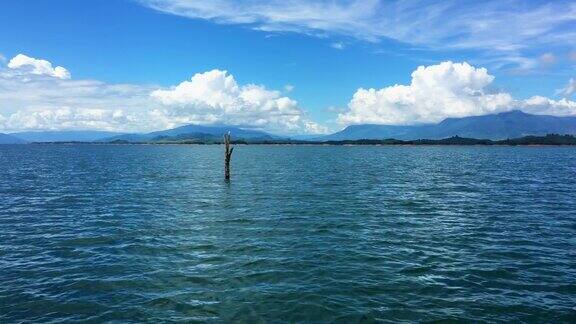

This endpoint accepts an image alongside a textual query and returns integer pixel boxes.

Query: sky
[0,0,575,134]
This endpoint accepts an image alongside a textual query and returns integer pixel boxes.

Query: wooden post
[224,131,234,181]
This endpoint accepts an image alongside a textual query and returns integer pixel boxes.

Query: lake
[1,145,575,322]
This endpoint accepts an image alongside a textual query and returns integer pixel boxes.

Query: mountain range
[10,131,125,143]
[103,124,279,143]
[1,110,576,143]
[0,133,27,144]
[319,110,576,140]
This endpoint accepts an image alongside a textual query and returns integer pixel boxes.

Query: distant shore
[11,134,576,146]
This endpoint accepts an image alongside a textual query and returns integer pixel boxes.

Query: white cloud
[338,61,576,126]
[331,42,345,50]
[338,61,514,125]
[0,54,324,134]
[7,54,71,79]
[0,54,156,131]
[522,96,576,116]
[151,69,325,133]
[3,108,132,131]
[0,75,158,132]
[557,78,576,98]
[139,0,576,69]
[140,0,382,40]
[2,54,573,133]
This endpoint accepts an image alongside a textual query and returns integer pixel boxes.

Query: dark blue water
[1,145,575,322]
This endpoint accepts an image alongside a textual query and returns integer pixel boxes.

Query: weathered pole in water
[224,131,234,181]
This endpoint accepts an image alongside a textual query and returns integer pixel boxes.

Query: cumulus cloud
[338,61,576,126]
[338,61,514,125]
[139,0,576,69]
[7,54,71,79]
[0,54,323,134]
[151,69,325,133]
[522,96,576,116]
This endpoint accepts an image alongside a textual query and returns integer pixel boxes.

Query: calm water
[1,145,575,322]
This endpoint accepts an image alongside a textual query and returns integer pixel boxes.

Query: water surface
[1,145,575,322]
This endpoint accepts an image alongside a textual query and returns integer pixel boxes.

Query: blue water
[1,145,575,322]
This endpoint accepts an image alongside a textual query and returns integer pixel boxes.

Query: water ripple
[1,145,575,322]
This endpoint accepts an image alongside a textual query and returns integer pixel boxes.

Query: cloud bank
[0,54,322,133]
[1,54,575,132]
[0,56,155,132]
[338,61,576,125]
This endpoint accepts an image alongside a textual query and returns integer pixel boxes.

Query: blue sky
[0,0,575,134]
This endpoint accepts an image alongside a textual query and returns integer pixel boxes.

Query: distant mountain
[103,124,282,143]
[287,134,328,141]
[11,131,125,142]
[320,111,576,140]
[0,133,27,144]
[320,124,421,141]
